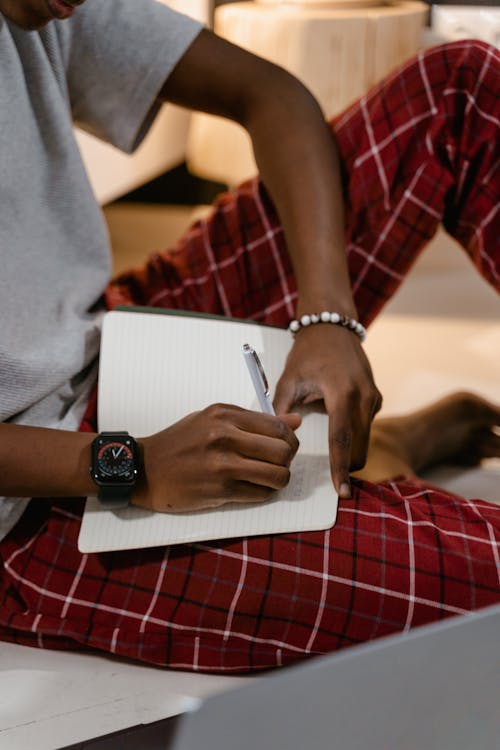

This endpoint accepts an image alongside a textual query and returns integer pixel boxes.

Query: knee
[431,40,500,120]
[451,38,499,80]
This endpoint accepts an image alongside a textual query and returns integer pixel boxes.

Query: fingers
[272,325,383,499]
[279,412,302,431]
[225,482,276,505]
[230,457,292,491]
[327,383,382,499]
[200,404,301,491]
[197,481,286,510]
[439,392,500,427]
[234,429,298,467]
[198,453,293,508]
[458,427,500,465]
[205,403,300,454]
[273,371,297,416]
[479,430,500,459]
[140,402,302,512]
[349,386,383,470]
[328,424,352,499]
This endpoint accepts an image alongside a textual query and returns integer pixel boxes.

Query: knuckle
[281,444,295,465]
[330,429,352,451]
[273,419,297,451]
[374,389,383,413]
[360,387,376,408]
[206,402,230,420]
[336,387,358,408]
[330,389,358,416]
[206,425,230,449]
[274,418,289,440]
[274,467,291,488]
[208,450,236,482]
[289,430,300,452]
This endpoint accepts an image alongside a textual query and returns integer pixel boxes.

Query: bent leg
[107,40,499,329]
[333,39,500,323]
[106,178,298,327]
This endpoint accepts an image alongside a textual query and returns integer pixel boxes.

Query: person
[0,0,498,672]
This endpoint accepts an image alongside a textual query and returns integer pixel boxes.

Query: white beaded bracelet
[288,311,367,341]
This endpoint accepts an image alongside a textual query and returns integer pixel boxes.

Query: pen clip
[242,343,270,395]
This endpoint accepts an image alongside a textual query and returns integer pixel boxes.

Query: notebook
[77,308,338,553]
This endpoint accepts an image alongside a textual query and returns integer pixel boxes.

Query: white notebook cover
[78,310,338,553]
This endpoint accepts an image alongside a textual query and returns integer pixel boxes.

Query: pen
[242,344,276,415]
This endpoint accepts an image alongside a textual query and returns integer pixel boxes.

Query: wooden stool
[186,0,428,185]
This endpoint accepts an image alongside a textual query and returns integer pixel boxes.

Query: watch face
[96,441,135,480]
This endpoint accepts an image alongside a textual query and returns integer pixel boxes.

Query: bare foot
[356,392,500,483]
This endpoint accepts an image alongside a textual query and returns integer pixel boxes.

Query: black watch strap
[97,484,133,509]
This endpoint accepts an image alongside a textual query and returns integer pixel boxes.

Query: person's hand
[273,324,382,498]
[133,404,301,512]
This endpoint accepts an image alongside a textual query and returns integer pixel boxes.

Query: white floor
[1,217,498,750]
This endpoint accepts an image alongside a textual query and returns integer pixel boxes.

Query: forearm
[242,69,356,317]
[0,423,97,499]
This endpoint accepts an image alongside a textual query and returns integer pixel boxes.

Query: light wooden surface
[260,0,382,7]
[187,1,428,185]
[104,203,212,275]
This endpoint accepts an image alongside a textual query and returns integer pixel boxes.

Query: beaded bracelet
[288,311,367,342]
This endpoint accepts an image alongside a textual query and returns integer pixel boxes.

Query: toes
[477,430,500,460]
[454,427,500,467]
[448,392,500,427]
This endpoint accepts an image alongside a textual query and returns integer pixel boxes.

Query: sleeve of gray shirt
[54,0,203,153]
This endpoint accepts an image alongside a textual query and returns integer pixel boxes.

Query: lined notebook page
[78,311,337,553]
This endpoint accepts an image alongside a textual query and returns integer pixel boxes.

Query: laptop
[171,604,500,750]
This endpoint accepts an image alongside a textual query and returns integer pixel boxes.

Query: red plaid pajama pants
[1,40,499,672]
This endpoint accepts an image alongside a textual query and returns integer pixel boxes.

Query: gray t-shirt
[0,0,202,539]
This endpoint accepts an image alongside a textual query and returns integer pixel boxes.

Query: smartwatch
[90,431,140,508]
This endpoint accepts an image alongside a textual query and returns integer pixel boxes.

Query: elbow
[239,61,324,134]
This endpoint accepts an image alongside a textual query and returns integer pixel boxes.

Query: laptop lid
[171,604,500,750]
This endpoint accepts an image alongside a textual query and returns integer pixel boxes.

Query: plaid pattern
[1,40,499,672]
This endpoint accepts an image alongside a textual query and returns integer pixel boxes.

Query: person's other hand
[273,324,382,498]
[134,404,301,512]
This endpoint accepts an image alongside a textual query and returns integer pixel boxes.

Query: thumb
[273,376,296,416]
[278,412,302,431]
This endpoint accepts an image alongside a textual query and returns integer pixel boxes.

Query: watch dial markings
[97,441,134,478]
